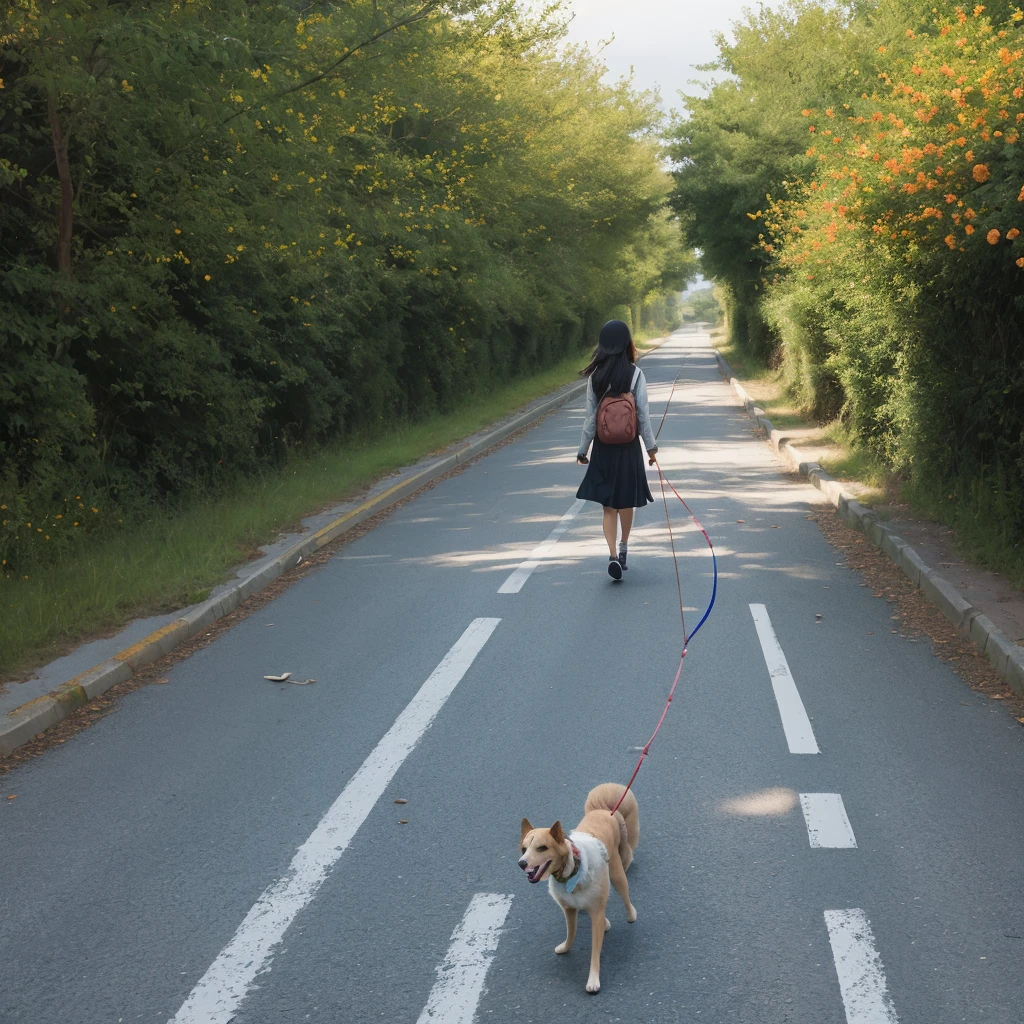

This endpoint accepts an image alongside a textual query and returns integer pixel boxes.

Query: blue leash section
[609,361,718,815]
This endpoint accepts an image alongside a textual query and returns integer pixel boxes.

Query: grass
[0,351,594,679]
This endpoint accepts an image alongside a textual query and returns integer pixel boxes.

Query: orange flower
[945,193,957,203]
[1017,256,1024,267]
[973,163,990,182]
[945,233,957,248]
[965,224,976,234]
[1007,227,1021,239]
[987,228,1001,243]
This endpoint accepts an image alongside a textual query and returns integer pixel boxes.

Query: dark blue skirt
[577,437,654,509]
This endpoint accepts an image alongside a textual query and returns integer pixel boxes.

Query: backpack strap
[630,366,641,393]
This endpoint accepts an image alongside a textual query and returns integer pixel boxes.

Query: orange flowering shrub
[750,1,1024,567]
[766,3,1024,281]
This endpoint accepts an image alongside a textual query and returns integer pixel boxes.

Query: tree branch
[220,0,440,128]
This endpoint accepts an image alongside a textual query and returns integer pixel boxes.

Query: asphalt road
[3,329,1023,1024]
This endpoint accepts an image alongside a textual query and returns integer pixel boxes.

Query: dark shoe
[618,548,628,570]
[607,557,623,581]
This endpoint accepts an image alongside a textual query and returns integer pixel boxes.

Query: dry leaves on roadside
[810,509,1024,723]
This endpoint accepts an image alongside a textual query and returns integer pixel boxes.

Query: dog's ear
[550,820,564,844]
[521,818,533,841]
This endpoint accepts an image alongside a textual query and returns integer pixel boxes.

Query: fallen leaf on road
[736,519,745,523]
[398,819,409,824]
[990,694,1008,700]
[6,794,15,801]
[154,677,169,685]
[264,673,292,682]
[290,678,316,685]
[394,798,408,805]
[1017,717,1024,725]
[771,525,780,529]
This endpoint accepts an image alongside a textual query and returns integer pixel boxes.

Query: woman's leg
[618,508,634,546]
[602,507,619,556]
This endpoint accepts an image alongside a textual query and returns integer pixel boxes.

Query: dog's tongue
[528,860,551,883]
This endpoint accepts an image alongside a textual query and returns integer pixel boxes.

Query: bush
[0,1,689,576]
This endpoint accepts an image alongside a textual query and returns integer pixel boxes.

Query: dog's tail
[585,783,640,853]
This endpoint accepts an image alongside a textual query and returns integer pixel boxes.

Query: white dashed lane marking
[749,603,820,754]
[415,893,513,1024]
[170,617,502,1024]
[498,499,585,593]
[824,909,900,1023]
[800,793,858,848]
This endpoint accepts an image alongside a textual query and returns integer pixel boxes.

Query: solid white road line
[800,793,857,848]
[824,909,900,1023]
[169,617,502,1024]
[415,893,514,1024]
[749,604,820,754]
[498,498,585,593]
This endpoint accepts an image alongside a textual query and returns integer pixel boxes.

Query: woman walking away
[576,319,658,581]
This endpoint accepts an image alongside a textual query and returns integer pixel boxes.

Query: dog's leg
[610,860,637,923]
[585,904,607,993]
[555,906,577,954]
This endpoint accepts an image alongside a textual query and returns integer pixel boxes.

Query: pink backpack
[596,367,641,445]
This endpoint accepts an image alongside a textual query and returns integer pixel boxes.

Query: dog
[518,782,639,993]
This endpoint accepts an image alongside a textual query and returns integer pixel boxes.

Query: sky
[543,0,757,112]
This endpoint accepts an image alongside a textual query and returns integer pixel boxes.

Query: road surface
[3,329,1023,1023]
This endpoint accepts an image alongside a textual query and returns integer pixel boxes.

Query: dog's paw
[627,905,637,923]
[604,917,611,932]
[585,976,601,994]
[554,941,572,955]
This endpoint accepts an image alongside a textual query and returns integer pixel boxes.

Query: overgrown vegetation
[1,0,691,583]
[669,0,1024,581]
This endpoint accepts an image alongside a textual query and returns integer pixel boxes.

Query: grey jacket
[578,366,658,457]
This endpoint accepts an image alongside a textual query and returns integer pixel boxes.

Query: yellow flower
[110,305,117,312]
[987,228,1001,244]
[204,274,212,281]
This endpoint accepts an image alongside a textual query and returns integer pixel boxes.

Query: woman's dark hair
[580,319,638,395]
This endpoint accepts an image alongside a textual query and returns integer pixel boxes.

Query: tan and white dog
[518,782,639,993]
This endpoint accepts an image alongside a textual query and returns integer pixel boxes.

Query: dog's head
[518,818,569,884]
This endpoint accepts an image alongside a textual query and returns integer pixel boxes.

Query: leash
[609,362,718,816]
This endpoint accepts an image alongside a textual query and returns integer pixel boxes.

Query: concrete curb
[713,349,1024,697]
[1,339,671,757]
